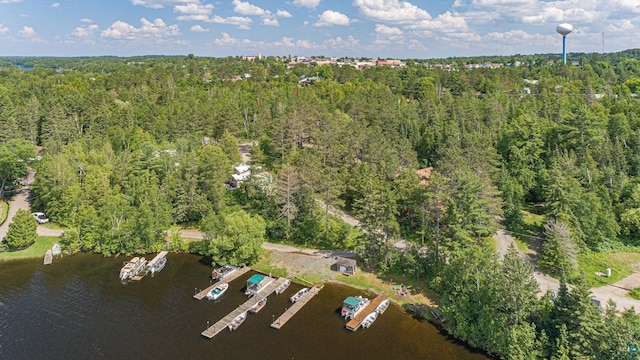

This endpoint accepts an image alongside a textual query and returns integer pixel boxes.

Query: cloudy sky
[0,0,638,58]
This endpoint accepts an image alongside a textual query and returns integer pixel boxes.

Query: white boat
[212,265,239,280]
[249,297,267,314]
[361,311,378,329]
[290,288,309,303]
[375,299,390,315]
[206,283,229,301]
[275,279,291,295]
[119,257,148,281]
[341,296,370,319]
[228,311,247,331]
[149,257,166,274]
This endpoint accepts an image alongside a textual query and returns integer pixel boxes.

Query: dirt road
[0,169,35,241]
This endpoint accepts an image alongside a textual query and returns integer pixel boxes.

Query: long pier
[346,294,388,331]
[132,251,168,281]
[201,277,289,338]
[270,286,322,329]
[193,267,251,300]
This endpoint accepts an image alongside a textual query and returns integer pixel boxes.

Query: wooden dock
[43,250,52,265]
[201,277,289,338]
[132,251,168,281]
[270,286,322,329]
[193,267,251,300]
[346,294,388,331]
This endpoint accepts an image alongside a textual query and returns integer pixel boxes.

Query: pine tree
[5,209,38,249]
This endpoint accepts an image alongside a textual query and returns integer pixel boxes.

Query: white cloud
[325,35,360,49]
[71,24,99,37]
[605,19,635,32]
[276,10,292,18]
[101,18,180,40]
[214,32,237,46]
[232,0,267,16]
[80,18,93,23]
[174,3,213,15]
[190,24,209,32]
[18,26,45,42]
[130,0,197,9]
[409,11,469,32]
[0,0,22,3]
[353,0,432,22]
[375,24,403,35]
[0,24,8,34]
[51,2,60,8]
[206,15,253,30]
[315,10,351,27]
[293,0,320,9]
[263,18,279,26]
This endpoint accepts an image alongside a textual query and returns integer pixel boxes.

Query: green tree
[5,209,38,249]
[200,210,265,266]
[540,220,578,276]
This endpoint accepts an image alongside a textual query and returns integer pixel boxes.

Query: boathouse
[246,274,273,296]
[333,257,357,276]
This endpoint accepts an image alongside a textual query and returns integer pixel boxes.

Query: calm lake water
[0,253,489,359]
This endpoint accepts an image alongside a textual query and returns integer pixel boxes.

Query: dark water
[0,254,489,360]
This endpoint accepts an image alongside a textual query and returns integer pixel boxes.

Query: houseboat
[206,283,229,301]
[274,279,291,295]
[212,265,238,280]
[290,288,309,303]
[244,274,274,297]
[249,297,267,314]
[119,257,148,281]
[228,311,247,331]
[341,296,370,320]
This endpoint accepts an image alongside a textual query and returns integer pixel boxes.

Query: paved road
[0,169,35,241]
[495,229,640,310]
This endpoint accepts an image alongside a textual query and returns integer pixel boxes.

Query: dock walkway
[132,251,168,281]
[201,277,289,338]
[43,250,52,265]
[193,267,251,300]
[271,286,322,329]
[346,294,388,331]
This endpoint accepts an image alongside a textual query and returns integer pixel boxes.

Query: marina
[271,286,322,329]
[346,294,389,331]
[193,266,251,300]
[201,277,290,338]
[130,251,168,281]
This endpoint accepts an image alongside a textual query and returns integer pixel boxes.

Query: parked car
[32,212,49,224]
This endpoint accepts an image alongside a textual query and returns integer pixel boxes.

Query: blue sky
[0,0,639,58]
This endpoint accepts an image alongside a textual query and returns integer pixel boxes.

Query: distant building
[333,257,357,276]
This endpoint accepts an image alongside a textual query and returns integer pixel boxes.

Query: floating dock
[201,277,289,338]
[43,250,52,265]
[132,251,168,281]
[193,267,251,300]
[271,286,322,329]
[345,294,388,331]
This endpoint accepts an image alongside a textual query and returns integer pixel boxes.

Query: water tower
[556,23,573,65]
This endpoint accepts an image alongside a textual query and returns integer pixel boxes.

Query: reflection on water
[0,253,489,359]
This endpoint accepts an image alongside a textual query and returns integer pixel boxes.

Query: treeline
[3,54,640,357]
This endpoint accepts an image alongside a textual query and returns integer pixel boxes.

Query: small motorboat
[289,288,309,303]
[212,265,239,280]
[228,311,247,331]
[375,299,390,315]
[275,279,291,295]
[206,283,229,301]
[361,311,378,329]
[249,297,267,314]
[150,257,167,274]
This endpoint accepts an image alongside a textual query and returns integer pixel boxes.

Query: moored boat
[361,311,378,329]
[228,311,247,330]
[341,296,370,320]
[289,287,309,303]
[212,265,239,280]
[119,257,148,281]
[375,299,390,315]
[150,257,166,274]
[206,283,229,301]
[249,297,267,314]
[274,279,291,295]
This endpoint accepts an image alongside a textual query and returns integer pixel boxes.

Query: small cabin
[246,274,273,296]
[333,257,357,276]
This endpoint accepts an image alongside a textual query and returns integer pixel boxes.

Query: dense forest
[4,51,640,358]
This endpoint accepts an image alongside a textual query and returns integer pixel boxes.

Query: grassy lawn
[0,201,8,226]
[0,236,59,261]
[578,252,640,287]
[629,287,640,300]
